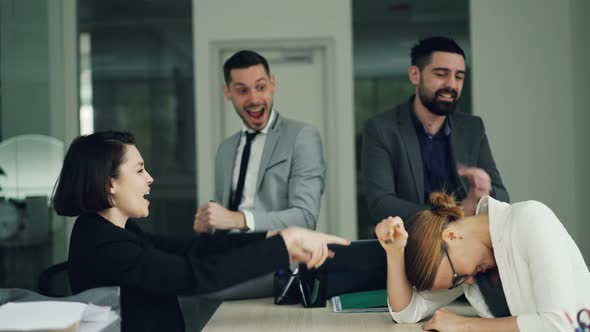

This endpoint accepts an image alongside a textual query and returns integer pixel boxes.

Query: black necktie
[230,131,260,211]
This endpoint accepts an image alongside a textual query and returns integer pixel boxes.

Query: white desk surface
[203,297,424,332]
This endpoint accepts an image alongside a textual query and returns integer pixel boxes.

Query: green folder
[331,289,388,313]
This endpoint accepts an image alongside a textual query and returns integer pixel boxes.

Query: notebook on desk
[331,288,388,313]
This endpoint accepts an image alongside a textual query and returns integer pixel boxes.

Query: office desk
[203,298,423,332]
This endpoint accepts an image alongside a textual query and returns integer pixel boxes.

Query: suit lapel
[221,132,241,206]
[256,113,281,193]
[398,104,425,203]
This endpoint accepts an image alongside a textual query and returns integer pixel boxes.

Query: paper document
[0,301,87,331]
[0,301,118,332]
[79,303,119,332]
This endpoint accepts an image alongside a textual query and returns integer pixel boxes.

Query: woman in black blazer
[52,131,349,332]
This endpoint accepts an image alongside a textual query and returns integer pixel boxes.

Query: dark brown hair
[404,192,464,290]
[411,36,466,70]
[52,131,135,216]
[223,50,270,85]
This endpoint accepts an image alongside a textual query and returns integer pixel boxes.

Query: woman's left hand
[422,308,468,332]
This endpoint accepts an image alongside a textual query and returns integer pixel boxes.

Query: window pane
[78,0,196,236]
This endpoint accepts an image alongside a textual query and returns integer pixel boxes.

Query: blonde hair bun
[429,192,464,220]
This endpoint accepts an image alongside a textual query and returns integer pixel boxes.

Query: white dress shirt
[231,110,276,231]
[389,196,590,332]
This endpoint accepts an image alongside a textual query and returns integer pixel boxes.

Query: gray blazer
[214,112,325,230]
[362,99,509,224]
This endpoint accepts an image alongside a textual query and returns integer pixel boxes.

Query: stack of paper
[80,303,119,332]
[0,301,86,331]
[0,301,118,332]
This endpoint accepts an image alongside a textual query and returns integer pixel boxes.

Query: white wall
[192,0,357,238]
[470,0,587,260]
[571,0,590,263]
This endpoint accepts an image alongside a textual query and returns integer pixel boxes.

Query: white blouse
[389,196,590,332]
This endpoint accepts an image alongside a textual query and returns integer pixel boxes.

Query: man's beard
[418,85,459,116]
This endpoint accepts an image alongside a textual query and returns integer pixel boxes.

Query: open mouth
[436,90,457,102]
[143,191,150,201]
[245,105,265,119]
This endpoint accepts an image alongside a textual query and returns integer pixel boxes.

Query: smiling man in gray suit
[191,50,325,300]
[194,49,325,235]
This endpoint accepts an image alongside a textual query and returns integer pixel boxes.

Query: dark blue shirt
[409,100,462,202]
[409,99,508,316]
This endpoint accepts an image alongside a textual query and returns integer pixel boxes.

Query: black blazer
[68,213,289,332]
[362,98,509,223]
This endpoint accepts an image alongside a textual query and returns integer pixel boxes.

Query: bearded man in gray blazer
[362,36,509,225]
[193,50,325,235]
[334,37,511,309]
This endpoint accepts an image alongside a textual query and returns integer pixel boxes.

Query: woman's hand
[279,227,351,269]
[422,308,469,332]
[375,216,408,256]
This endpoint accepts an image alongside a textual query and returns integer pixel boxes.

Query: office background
[0,0,588,296]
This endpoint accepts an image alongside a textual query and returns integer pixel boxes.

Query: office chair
[38,261,72,297]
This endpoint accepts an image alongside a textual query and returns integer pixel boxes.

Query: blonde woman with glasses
[376,192,589,332]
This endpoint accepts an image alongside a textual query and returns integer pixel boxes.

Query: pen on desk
[277,267,299,303]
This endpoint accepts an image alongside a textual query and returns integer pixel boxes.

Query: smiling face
[109,144,154,220]
[224,64,276,131]
[410,51,466,116]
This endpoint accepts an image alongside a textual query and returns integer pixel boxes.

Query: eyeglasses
[442,243,469,290]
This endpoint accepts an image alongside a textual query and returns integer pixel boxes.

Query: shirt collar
[476,196,512,247]
[409,95,452,137]
[241,109,276,135]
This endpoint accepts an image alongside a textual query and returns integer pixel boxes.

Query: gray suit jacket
[362,99,509,224]
[214,112,325,230]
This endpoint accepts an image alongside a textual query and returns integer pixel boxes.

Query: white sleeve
[389,286,464,323]
[242,209,255,231]
[513,201,581,332]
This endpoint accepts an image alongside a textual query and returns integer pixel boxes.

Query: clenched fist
[375,216,408,256]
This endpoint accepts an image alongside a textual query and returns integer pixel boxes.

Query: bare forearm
[465,316,518,332]
[386,251,413,312]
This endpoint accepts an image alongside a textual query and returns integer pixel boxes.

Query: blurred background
[0,0,588,326]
